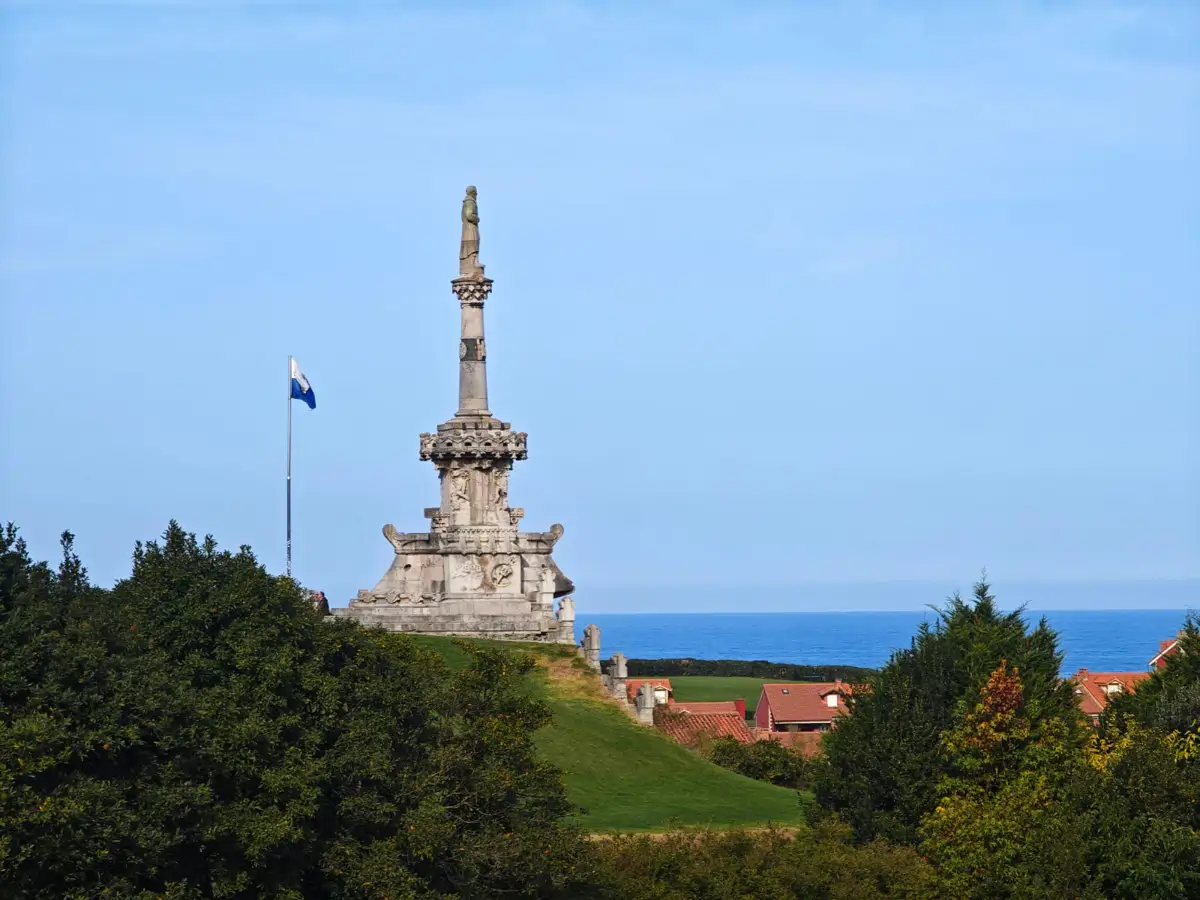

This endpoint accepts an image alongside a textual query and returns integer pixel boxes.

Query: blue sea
[582,609,1192,674]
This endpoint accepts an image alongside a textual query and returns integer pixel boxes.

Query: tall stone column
[453,276,493,418]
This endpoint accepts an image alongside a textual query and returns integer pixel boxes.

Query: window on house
[826,693,838,708]
[1103,683,1122,695]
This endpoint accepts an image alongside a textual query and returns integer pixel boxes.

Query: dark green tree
[0,521,592,899]
[1105,614,1200,747]
[813,579,1081,844]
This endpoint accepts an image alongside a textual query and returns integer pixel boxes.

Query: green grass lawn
[669,676,803,717]
[404,635,810,832]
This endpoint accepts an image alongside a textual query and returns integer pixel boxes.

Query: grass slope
[408,635,809,833]
[670,676,802,717]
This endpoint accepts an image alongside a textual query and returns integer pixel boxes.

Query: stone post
[609,651,628,700]
[634,682,656,726]
[555,595,576,644]
[581,623,601,671]
[452,276,493,418]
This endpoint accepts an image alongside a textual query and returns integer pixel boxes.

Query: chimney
[734,698,746,719]
[1077,668,1089,680]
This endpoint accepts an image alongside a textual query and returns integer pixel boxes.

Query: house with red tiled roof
[669,699,747,718]
[625,678,672,706]
[1150,633,1185,672]
[1070,669,1149,725]
[753,682,850,736]
[656,707,754,748]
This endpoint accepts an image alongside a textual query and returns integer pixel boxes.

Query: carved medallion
[459,340,468,360]
[491,559,515,588]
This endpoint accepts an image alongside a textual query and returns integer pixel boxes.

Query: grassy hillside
[670,675,802,717]
[408,635,809,832]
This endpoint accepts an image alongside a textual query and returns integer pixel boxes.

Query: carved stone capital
[451,276,493,306]
[420,428,528,462]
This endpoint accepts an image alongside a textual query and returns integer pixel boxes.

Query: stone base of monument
[329,606,563,641]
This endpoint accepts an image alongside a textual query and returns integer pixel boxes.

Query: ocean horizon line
[583,607,1196,615]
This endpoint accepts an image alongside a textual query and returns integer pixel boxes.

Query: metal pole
[286,355,293,578]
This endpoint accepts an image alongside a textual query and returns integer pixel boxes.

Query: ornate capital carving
[451,276,493,306]
[419,428,528,462]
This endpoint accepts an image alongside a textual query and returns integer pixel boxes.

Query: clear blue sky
[2,2,1197,611]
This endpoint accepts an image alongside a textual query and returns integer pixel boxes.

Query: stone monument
[332,187,576,642]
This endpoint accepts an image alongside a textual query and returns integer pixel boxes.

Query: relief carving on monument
[454,556,485,591]
[492,469,508,509]
[490,554,517,589]
[450,468,470,512]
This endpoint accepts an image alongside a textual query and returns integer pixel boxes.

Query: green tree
[1106,615,1200,752]
[919,663,1093,899]
[0,521,592,899]
[813,580,1080,844]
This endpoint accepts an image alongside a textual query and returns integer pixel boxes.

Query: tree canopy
[0,522,591,899]
[813,579,1081,844]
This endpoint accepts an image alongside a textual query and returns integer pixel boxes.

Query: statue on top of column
[459,185,485,278]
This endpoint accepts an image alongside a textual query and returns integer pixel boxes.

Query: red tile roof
[1150,635,1183,671]
[1070,669,1149,718]
[758,682,850,726]
[758,730,825,758]
[657,711,754,747]
[668,700,742,716]
[625,678,672,703]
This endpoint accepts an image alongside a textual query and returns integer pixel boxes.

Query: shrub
[706,736,815,790]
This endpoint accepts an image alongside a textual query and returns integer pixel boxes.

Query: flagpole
[286,354,293,579]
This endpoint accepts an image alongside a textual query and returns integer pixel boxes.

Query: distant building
[1070,669,1150,725]
[1149,633,1185,672]
[656,702,754,748]
[669,699,747,719]
[754,682,850,736]
[625,678,673,707]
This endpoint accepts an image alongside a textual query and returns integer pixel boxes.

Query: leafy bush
[590,822,935,900]
[706,736,815,790]
[0,522,593,899]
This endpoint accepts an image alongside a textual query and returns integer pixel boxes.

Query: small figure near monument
[459,185,484,278]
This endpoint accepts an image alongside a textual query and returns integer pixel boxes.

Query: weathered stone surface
[337,187,577,642]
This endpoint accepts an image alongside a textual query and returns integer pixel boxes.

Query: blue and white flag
[290,358,316,409]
